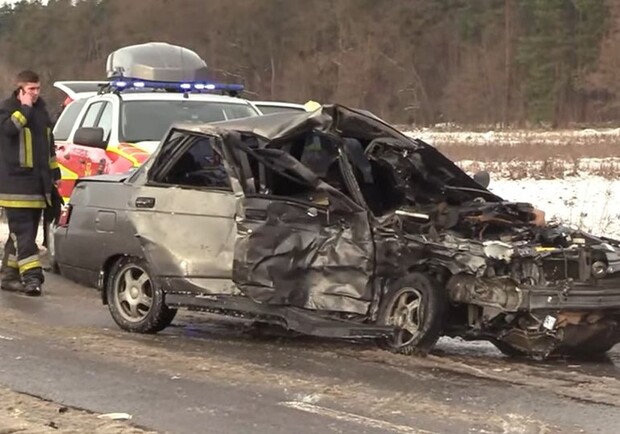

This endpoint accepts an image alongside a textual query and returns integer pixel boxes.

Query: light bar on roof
[107,78,244,93]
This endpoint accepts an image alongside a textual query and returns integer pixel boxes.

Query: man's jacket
[0,91,60,208]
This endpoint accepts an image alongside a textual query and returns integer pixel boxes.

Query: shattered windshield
[121,100,257,142]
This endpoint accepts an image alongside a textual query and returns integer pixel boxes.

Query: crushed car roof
[170,104,494,196]
[172,104,404,142]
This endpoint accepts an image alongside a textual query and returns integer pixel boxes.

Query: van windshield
[121,100,257,142]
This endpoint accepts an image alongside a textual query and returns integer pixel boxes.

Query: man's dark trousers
[3,208,44,284]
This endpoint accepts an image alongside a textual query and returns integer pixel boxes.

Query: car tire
[377,272,446,355]
[107,256,177,333]
[45,222,60,274]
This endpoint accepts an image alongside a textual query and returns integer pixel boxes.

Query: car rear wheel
[377,272,446,355]
[107,257,177,333]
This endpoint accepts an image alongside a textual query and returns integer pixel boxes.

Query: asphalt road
[1,272,620,433]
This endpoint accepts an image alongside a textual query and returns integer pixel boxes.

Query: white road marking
[0,334,14,341]
[279,401,435,434]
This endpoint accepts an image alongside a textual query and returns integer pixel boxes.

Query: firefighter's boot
[22,273,42,297]
[1,268,23,292]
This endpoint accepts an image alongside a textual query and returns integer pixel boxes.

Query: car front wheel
[107,257,177,333]
[377,272,446,355]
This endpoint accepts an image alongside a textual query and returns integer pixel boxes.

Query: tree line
[0,0,616,127]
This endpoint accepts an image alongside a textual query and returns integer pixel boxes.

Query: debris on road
[98,412,133,421]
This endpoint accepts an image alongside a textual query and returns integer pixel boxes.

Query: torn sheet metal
[233,196,374,314]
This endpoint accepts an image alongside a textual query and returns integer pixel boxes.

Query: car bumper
[520,283,620,311]
[447,274,620,312]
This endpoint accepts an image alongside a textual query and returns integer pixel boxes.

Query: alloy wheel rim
[386,287,424,347]
[114,265,153,322]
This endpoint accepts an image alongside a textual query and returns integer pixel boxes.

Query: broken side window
[333,136,407,217]
[271,133,344,192]
[156,135,232,190]
[232,133,361,212]
[243,147,317,198]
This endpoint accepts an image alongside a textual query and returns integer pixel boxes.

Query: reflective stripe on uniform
[0,193,47,208]
[11,110,27,128]
[0,200,47,208]
[6,254,18,269]
[19,127,33,168]
[0,193,47,201]
[18,255,41,273]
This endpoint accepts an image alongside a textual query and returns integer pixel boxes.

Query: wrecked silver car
[53,105,620,359]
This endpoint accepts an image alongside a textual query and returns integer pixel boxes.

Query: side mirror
[473,170,491,189]
[73,127,106,149]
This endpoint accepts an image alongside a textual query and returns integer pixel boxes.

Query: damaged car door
[231,136,376,315]
[130,131,239,295]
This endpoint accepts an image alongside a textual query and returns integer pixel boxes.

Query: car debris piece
[97,412,133,421]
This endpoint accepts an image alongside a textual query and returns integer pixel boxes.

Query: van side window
[81,102,105,128]
[97,102,113,142]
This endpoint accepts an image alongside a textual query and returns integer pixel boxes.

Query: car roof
[172,105,396,144]
[168,105,493,198]
[174,110,311,138]
[54,81,107,99]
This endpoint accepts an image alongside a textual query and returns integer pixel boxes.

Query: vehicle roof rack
[107,42,208,80]
[101,42,244,97]
[98,78,244,97]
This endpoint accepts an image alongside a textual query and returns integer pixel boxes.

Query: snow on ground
[452,159,620,239]
[397,125,620,239]
[488,175,620,239]
[401,127,620,146]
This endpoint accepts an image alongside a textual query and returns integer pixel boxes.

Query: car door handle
[135,197,155,208]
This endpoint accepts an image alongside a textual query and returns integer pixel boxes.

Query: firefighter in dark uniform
[0,70,60,296]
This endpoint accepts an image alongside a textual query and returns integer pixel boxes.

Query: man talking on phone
[0,70,60,296]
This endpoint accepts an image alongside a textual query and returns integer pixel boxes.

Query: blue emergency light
[105,78,244,95]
